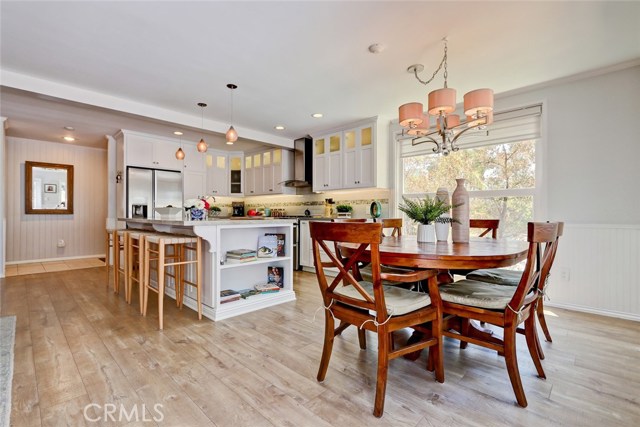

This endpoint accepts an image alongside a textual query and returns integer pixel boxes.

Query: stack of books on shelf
[226,248,257,263]
[254,266,285,294]
[220,289,241,304]
[255,283,281,293]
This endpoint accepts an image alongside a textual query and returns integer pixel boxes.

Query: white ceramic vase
[435,221,450,241]
[452,178,470,243]
[417,223,436,243]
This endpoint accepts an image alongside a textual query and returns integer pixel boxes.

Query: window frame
[391,103,547,233]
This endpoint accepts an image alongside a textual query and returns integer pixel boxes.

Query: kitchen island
[123,218,296,321]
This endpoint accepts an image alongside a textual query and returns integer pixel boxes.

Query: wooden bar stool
[124,230,155,314]
[105,229,125,294]
[142,234,203,330]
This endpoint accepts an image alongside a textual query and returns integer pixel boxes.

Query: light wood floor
[1,268,638,427]
[4,258,105,277]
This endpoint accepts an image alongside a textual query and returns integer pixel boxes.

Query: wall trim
[564,223,640,230]
[6,254,104,265]
[546,301,640,323]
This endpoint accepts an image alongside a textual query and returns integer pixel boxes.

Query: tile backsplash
[210,188,391,218]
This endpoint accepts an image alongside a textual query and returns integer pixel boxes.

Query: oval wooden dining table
[340,235,530,358]
[340,236,528,279]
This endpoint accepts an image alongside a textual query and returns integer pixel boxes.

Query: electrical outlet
[558,267,570,282]
[57,239,66,248]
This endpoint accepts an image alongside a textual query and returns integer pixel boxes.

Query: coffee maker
[232,201,245,217]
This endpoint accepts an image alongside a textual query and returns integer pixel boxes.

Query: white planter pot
[435,221,450,241]
[417,223,436,243]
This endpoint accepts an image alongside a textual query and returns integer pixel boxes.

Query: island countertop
[121,217,297,226]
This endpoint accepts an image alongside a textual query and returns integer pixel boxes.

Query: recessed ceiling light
[63,136,75,142]
[173,131,184,135]
[274,125,286,130]
[312,113,323,118]
[63,126,75,131]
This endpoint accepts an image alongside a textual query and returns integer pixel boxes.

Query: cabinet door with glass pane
[229,154,243,195]
[206,151,228,196]
[343,124,374,188]
[313,133,342,191]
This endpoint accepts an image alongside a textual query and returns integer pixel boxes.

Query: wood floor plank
[3,267,640,426]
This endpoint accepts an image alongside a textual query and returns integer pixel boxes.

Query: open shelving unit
[211,222,295,320]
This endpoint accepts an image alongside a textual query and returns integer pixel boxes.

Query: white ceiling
[1,1,639,150]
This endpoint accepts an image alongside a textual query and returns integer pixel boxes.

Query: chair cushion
[439,279,517,309]
[466,268,522,286]
[359,264,420,286]
[334,281,431,316]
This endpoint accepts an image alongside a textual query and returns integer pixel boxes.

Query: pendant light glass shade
[428,88,456,115]
[225,125,237,145]
[197,138,207,152]
[175,147,185,160]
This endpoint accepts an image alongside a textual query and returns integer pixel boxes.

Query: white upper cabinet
[313,118,382,192]
[182,144,206,173]
[124,132,183,171]
[245,148,293,195]
[205,150,244,196]
[343,124,374,188]
[313,133,343,192]
[206,151,229,196]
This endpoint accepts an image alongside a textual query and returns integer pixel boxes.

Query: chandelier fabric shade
[464,88,494,117]
[398,38,494,155]
[428,88,457,115]
[399,102,424,127]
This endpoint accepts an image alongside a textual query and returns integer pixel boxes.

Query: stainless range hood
[280,136,313,189]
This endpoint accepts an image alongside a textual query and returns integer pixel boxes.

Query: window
[397,104,542,239]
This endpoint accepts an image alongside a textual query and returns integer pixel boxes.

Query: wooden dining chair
[470,218,500,238]
[310,221,444,417]
[467,222,564,349]
[357,217,424,290]
[437,222,558,407]
[381,218,403,237]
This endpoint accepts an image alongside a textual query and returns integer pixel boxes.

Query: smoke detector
[368,43,385,54]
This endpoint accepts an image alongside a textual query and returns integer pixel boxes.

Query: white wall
[496,63,640,319]
[5,137,107,263]
[0,118,6,276]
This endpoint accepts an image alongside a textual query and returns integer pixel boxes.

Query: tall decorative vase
[451,179,470,243]
[417,223,436,243]
[435,187,451,241]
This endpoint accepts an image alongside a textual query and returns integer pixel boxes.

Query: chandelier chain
[413,40,448,87]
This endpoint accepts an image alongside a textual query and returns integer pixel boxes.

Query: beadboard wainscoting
[547,223,640,321]
[5,137,107,263]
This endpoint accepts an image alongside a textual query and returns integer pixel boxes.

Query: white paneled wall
[547,224,640,321]
[6,137,107,263]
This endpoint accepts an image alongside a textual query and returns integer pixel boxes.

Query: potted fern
[398,196,454,243]
[336,204,353,218]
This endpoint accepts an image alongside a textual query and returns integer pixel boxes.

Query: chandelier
[398,39,494,155]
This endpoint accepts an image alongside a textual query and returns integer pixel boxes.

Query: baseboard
[545,301,640,322]
[6,254,104,265]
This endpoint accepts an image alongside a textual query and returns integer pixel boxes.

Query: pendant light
[175,132,185,160]
[196,102,208,153]
[225,84,238,145]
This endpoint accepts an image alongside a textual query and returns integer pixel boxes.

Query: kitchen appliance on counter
[132,204,148,218]
[232,201,245,217]
[127,167,182,219]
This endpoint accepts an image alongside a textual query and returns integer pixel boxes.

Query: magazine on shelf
[267,266,284,288]
[237,288,260,299]
[220,289,241,303]
[226,256,257,264]
[255,282,281,293]
[265,233,285,256]
[226,248,257,258]
[257,235,278,258]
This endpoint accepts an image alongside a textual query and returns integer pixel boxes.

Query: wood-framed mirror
[25,161,74,214]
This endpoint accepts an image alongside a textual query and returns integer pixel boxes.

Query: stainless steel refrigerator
[126,167,183,219]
